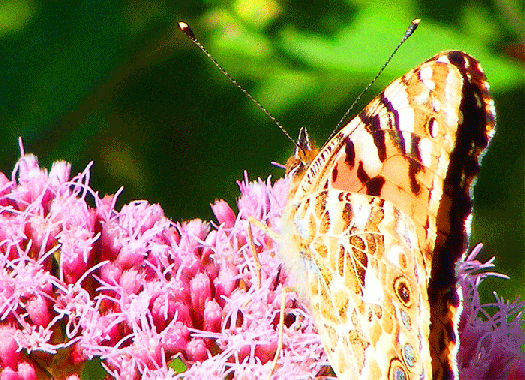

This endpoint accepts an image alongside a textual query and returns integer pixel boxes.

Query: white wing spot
[432,98,441,112]
[419,66,436,90]
[362,268,384,305]
[352,204,372,231]
[488,99,496,116]
[386,245,404,266]
[419,66,433,80]
[398,108,415,133]
[402,131,412,154]
[419,138,433,167]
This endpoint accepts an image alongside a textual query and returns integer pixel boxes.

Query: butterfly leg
[246,221,262,289]
[266,289,288,380]
[246,216,280,289]
[247,216,280,240]
[247,217,290,379]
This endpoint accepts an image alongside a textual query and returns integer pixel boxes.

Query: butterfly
[178,20,496,379]
[278,50,495,380]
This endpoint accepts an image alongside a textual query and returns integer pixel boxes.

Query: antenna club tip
[178,21,195,39]
[405,18,420,36]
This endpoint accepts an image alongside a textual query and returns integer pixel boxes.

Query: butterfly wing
[280,51,495,379]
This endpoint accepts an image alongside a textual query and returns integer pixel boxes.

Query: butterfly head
[285,127,319,181]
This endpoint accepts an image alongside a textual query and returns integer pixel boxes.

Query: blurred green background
[0,0,523,303]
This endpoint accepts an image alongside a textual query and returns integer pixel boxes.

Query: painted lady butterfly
[179,21,496,380]
[280,50,495,379]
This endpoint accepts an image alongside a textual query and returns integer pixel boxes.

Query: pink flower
[203,300,222,333]
[0,143,523,379]
[0,325,23,369]
[210,200,236,229]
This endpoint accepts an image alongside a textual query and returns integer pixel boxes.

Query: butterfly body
[279,51,495,380]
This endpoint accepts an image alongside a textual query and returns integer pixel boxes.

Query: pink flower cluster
[457,246,525,379]
[0,144,523,379]
[0,145,327,379]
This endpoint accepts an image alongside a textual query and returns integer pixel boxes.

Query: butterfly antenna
[328,18,420,141]
[178,22,299,149]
